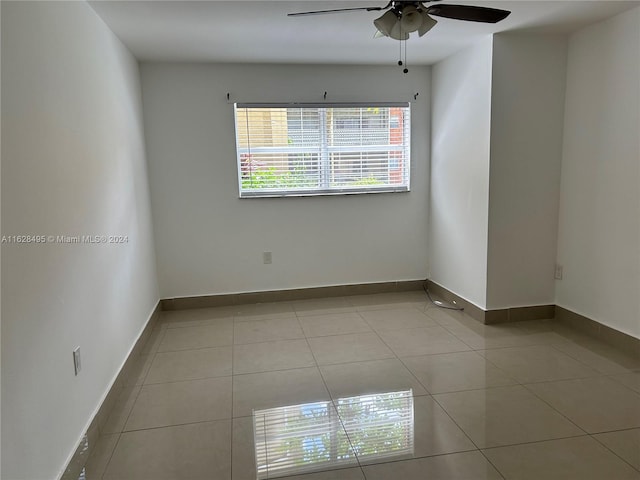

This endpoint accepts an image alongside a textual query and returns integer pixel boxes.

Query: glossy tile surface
[92,293,640,479]
[232,367,330,417]
[145,346,232,384]
[362,451,504,480]
[231,416,259,480]
[233,317,305,344]
[307,332,395,365]
[526,376,640,433]
[292,297,356,316]
[298,312,372,338]
[100,385,141,434]
[158,323,233,351]
[553,336,640,373]
[103,420,231,480]
[359,307,438,331]
[377,326,471,357]
[479,344,599,383]
[121,354,154,386]
[273,468,365,480]
[160,307,235,328]
[402,350,517,394]
[611,371,640,394]
[233,302,296,321]
[338,394,475,465]
[483,436,640,480]
[84,434,118,480]
[434,385,585,448]
[319,358,427,398]
[233,339,315,374]
[593,428,640,470]
[125,376,232,430]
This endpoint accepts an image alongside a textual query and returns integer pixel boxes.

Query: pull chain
[398,28,403,69]
[396,23,408,74]
[403,39,408,74]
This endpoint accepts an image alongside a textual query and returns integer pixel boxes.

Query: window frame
[234,102,411,198]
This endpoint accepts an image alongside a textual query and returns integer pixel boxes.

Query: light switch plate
[73,347,82,375]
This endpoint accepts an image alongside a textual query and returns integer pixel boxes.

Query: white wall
[0,1,3,472]
[0,2,2,477]
[487,33,567,309]
[141,63,430,298]
[1,2,159,478]
[556,7,640,339]
[429,37,493,309]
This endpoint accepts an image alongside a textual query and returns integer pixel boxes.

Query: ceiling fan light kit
[389,22,410,40]
[417,13,438,37]
[399,6,423,32]
[374,5,436,39]
[373,10,400,37]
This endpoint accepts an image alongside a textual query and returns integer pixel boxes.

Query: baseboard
[161,280,426,311]
[425,280,555,325]
[425,282,640,354]
[59,284,639,479]
[555,306,640,356]
[60,301,162,480]
[483,304,557,325]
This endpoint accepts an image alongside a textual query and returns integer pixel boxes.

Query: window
[234,103,411,197]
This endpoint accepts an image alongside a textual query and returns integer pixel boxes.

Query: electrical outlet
[73,347,82,375]
[263,251,272,264]
[554,264,563,280]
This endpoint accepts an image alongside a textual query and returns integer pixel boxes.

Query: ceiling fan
[288,1,511,40]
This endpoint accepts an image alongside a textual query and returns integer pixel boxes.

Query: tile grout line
[453,339,595,440]
[477,433,594,452]
[98,433,121,480]
[230,313,236,480]
[475,450,507,480]
[521,374,640,436]
[416,321,595,480]
[297,309,366,474]
[605,372,640,394]
[356,308,463,403]
[423,391,510,478]
[478,427,640,474]
[548,341,640,376]
[115,418,232,435]
[434,322,615,388]
[590,430,640,474]
[98,326,164,479]
[353,307,500,476]
[362,312,452,385]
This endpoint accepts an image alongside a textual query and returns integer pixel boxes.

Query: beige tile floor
[84,291,640,479]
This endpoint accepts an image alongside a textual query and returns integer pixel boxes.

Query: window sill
[239,186,410,199]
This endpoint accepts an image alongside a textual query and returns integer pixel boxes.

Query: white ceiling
[90,0,640,65]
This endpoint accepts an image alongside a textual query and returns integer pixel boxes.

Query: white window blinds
[234,103,411,197]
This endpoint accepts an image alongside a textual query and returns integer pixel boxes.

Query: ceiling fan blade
[426,4,511,23]
[288,6,383,17]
